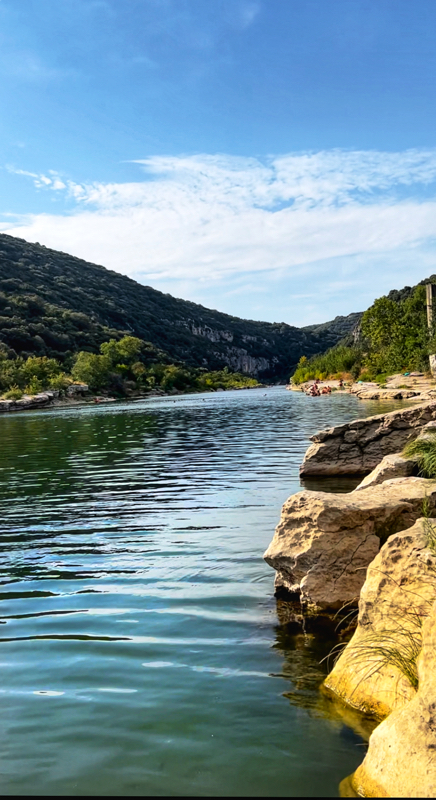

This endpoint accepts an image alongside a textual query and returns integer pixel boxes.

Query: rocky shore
[0,382,268,414]
[289,371,436,402]
[264,400,436,797]
[300,401,436,476]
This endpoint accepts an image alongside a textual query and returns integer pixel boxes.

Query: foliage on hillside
[291,285,432,384]
[0,336,260,399]
[301,311,362,345]
[0,234,358,381]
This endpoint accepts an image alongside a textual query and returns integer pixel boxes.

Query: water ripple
[0,388,405,796]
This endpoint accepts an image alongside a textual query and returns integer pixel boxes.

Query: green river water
[0,387,403,796]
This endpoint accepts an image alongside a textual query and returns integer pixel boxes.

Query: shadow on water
[273,601,381,798]
[300,475,364,494]
[273,615,379,742]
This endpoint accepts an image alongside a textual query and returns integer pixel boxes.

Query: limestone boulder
[354,453,416,490]
[352,596,436,798]
[264,478,436,615]
[324,518,436,718]
[0,392,54,413]
[300,401,436,476]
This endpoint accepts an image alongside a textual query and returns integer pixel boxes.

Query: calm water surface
[0,388,404,796]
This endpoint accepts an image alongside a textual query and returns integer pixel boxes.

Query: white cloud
[4,149,436,324]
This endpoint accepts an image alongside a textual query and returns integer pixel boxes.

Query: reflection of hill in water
[273,605,379,744]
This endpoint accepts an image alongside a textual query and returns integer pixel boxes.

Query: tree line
[291,285,432,384]
[0,335,260,400]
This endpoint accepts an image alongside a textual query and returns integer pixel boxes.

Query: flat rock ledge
[0,392,55,412]
[263,477,436,616]
[352,387,421,400]
[300,400,436,476]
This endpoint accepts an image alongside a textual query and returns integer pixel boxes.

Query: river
[0,387,404,796]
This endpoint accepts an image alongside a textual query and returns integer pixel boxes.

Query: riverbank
[264,397,436,796]
[288,371,436,402]
[0,382,269,413]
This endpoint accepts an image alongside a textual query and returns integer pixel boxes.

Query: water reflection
[273,619,379,743]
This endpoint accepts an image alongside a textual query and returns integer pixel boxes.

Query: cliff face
[0,233,358,379]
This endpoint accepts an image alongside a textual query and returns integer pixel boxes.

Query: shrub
[49,373,71,392]
[3,386,23,400]
[403,433,436,478]
[24,377,44,395]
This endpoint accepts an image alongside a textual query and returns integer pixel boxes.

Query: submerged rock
[300,401,436,476]
[351,595,436,798]
[324,518,436,719]
[263,478,436,615]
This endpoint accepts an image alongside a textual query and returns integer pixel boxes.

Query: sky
[2,0,436,326]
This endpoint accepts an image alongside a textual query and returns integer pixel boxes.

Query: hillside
[0,233,358,381]
[302,312,363,346]
[292,276,435,384]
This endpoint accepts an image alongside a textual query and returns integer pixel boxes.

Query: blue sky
[2,0,436,325]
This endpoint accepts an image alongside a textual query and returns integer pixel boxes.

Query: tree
[100,336,143,366]
[71,352,111,390]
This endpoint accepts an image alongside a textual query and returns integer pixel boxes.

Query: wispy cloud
[4,148,436,324]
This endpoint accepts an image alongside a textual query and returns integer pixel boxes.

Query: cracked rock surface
[352,594,436,798]
[263,477,436,614]
[300,401,436,476]
[324,518,436,719]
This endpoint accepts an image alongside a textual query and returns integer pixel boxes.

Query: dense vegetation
[292,284,432,384]
[0,336,260,399]
[0,234,358,382]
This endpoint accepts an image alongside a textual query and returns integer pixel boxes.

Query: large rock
[0,392,54,412]
[66,382,88,396]
[351,596,436,798]
[324,518,436,718]
[263,478,436,615]
[354,453,415,490]
[300,401,436,476]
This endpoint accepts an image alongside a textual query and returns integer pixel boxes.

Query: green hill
[0,233,358,381]
[292,278,435,384]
